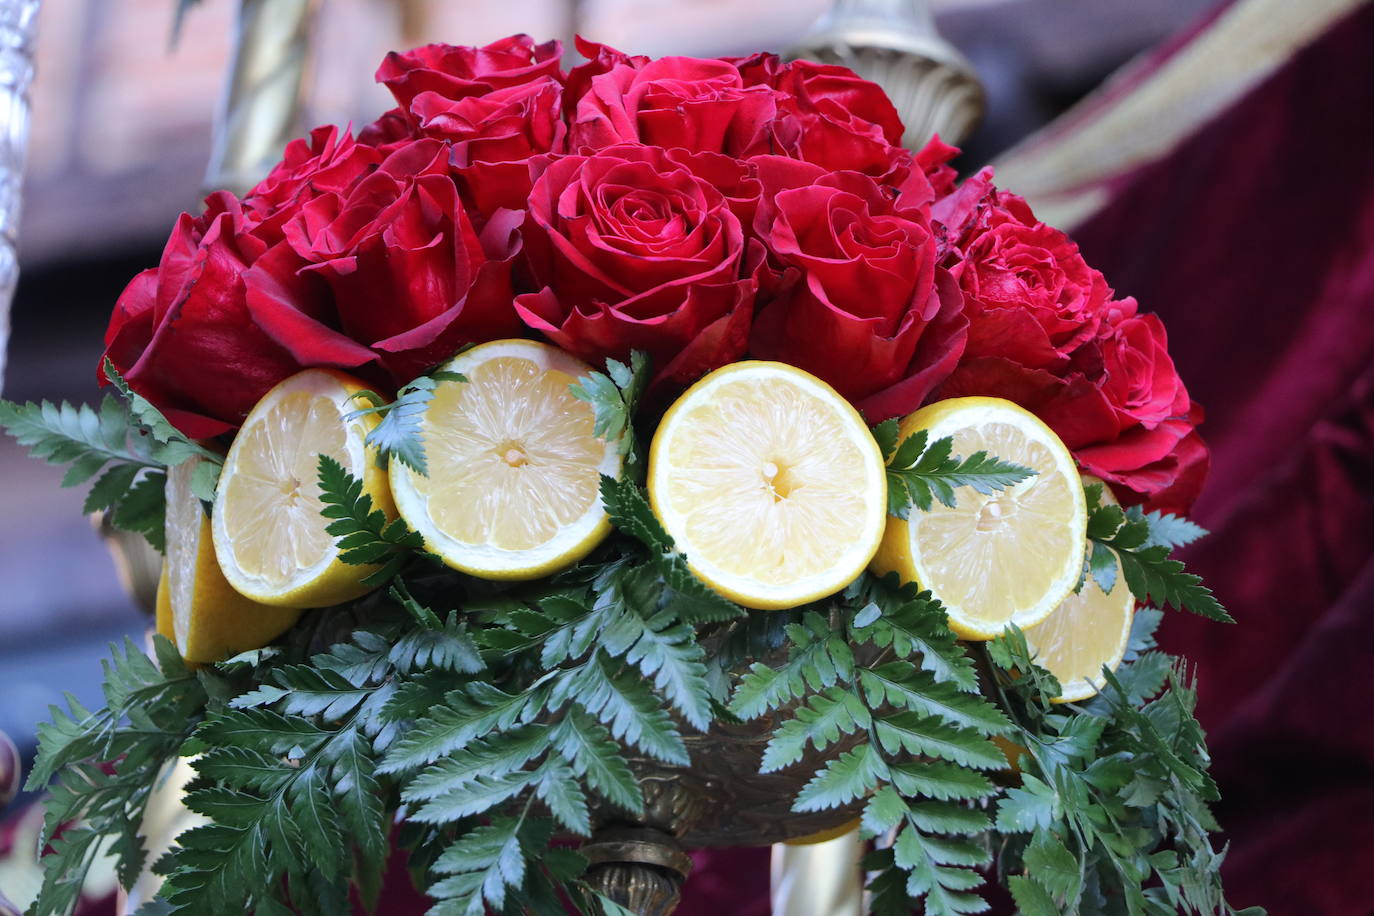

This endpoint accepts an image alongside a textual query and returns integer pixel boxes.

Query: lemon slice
[158,456,300,663]
[647,361,887,610]
[212,368,393,607]
[1023,476,1134,702]
[389,339,619,580]
[871,397,1087,639]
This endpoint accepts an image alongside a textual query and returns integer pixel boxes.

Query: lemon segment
[871,397,1087,640]
[212,368,393,607]
[1023,477,1134,702]
[389,339,620,580]
[159,456,300,663]
[647,361,887,610]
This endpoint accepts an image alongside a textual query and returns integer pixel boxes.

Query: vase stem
[581,826,694,916]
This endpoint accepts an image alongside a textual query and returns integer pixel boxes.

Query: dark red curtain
[1069,3,1374,913]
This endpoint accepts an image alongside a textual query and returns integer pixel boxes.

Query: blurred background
[3,0,1373,913]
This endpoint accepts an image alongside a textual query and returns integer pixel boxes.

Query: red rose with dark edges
[514,144,760,388]
[410,76,566,216]
[941,177,1111,370]
[100,193,313,437]
[747,157,965,420]
[765,60,929,200]
[358,106,418,154]
[568,55,776,157]
[243,125,381,242]
[375,34,563,111]
[270,138,522,385]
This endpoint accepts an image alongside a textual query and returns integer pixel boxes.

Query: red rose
[410,76,566,215]
[942,180,1110,370]
[375,34,563,111]
[513,144,760,387]
[748,157,965,420]
[358,106,419,155]
[765,60,927,199]
[568,56,776,157]
[243,125,381,242]
[100,193,312,437]
[937,301,1206,509]
[277,138,522,383]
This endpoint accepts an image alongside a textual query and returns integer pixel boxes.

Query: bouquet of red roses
[2,35,1253,916]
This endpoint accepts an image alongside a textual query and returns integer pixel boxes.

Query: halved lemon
[647,361,887,610]
[389,339,619,580]
[158,456,300,663]
[1023,476,1134,702]
[870,397,1086,639]
[212,368,393,607]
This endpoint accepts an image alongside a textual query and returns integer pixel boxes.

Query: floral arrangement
[1,35,1256,916]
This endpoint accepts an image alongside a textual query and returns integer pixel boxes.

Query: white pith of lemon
[158,455,300,663]
[388,339,619,580]
[212,368,393,607]
[870,397,1087,640]
[1023,476,1134,702]
[647,361,887,611]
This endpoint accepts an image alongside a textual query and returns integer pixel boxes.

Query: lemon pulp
[212,368,391,607]
[648,361,887,610]
[390,340,618,579]
[1023,477,1134,702]
[872,397,1087,639]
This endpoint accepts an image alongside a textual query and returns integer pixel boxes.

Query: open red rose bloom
[101,33,1205,511]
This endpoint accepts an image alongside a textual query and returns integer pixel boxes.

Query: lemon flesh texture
[871,397,1087,640]
[389,339,620,580]
[212,368,393,607]
[648,361,887,611]
[158,456,300,664]
[1023,476,1134,702]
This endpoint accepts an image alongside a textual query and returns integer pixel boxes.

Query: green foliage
[20,406,1247,915]
[317,454,426,586]
[0,364,222,551]
[983,615,1262,915]
[1086,485,1232,622]
[24,637,204,916]
[571,350,650,479]
[874,421,1035,518]
[735,573,1010,915]
[347,369,466,475]
[599,475,746,624]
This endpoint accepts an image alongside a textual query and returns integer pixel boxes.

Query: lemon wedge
[871,397,1086,639]
[389,339,619,580]
[647,361,887,610]
[1023,476,1134,702]
[212,368,393,607]
[158,456,300,663]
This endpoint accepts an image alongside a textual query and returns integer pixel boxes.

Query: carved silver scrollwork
[0,0,37,393]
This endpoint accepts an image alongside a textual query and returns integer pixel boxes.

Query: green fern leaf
[858,663,1012,734]
[760,686,870,773]
[555,653,690,765]
[551,709,644,814]
[793,743,888,812]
